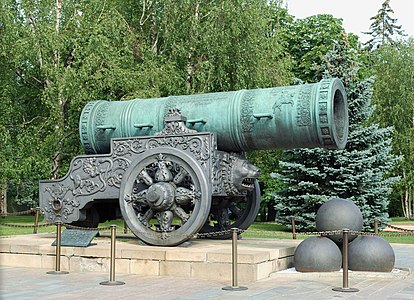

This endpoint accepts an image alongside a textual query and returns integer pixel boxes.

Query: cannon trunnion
[40,78,348,246]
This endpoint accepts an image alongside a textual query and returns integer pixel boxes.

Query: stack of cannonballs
[294,198,395,273]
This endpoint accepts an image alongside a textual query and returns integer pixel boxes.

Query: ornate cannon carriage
[40,78,348,246]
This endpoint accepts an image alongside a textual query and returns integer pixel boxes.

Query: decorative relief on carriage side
[43,183,80,221]
[156,108,197,136]
[107,157,130,188]
[157,119,197,136]
[112,139,145,156]
[69,157,113,196]
[146,135,211,170]
[211,152,222,194]
[212,151,260,196]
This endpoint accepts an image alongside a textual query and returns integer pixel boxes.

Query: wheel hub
[146,182,175,211]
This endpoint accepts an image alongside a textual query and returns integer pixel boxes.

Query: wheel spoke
[229,202,243,219]
[200,180,260,239]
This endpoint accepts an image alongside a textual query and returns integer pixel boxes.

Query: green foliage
[248,150,285,201]
[248,150,285,221]
[363,0,406,51]
[0,0,146,206]
[273,34,400,231]
[369,41,414,218]
[282,14,358,82]
[0,0,293,209]
[115,0,293,94]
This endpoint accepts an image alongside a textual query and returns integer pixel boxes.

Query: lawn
[1,214,413,244]
[390,217,414,224]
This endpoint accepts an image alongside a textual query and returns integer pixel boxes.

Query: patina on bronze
[80,78,347,153]
[40,78,349,246]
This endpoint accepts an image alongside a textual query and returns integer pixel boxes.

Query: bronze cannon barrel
[79,78,348,154]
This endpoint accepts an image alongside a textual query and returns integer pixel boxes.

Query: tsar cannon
[39,78,348,246]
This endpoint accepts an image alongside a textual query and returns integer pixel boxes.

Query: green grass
[0,215,55,236]
[0,215,127,236]
[378,234,414,244]
[1,215,414,244]
[242,222,309,239]
[390,217,414,224]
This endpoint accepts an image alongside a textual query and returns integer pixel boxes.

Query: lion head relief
[218,152,260,195]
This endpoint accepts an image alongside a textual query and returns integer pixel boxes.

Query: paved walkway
[1,244,413,300]
[384,224,414,232]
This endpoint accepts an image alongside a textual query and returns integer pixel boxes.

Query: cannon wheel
[119,147,211,246]
[200,180,260,239]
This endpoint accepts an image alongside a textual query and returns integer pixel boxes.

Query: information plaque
[52,229,99,247]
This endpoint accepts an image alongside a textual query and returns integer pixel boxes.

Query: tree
[248,150,285,221]
[0,0,144,208]
[273,33,399,230]
[93,0,296,222]
[281,14,359,82]
[363,0,406,51]
[1,0,294,210]
[370,41,414,219]
[115,0,293,94]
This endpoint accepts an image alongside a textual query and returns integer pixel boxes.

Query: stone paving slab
[0,264,413,300]
[0,236,413,299]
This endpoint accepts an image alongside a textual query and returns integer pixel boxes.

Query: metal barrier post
[222,228,247,291]
[333,229,358,292]
[100,225,125,286]
[291,216,297,239]
[47,221,69,274]
[374,219,378,235]
[33,208,40,234]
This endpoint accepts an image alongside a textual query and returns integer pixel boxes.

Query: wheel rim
[201,180,260,239]
[120,147,210,246]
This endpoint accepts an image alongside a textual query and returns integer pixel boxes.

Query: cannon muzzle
[80,78,348,154]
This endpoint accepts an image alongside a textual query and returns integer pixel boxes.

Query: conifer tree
[364,0,406,51]
[273,33,399,230]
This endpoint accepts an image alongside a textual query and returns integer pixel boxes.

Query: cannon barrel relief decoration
[40,78,349,246]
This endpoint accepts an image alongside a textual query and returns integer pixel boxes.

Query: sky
[285,0,413,43]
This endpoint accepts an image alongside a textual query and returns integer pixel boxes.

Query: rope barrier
[0,208,38,217]
[1,221,412,237]
[64,223,114,232]
[288,216,414,239]
[0,223,53,228]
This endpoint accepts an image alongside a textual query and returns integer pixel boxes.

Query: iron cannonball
[348,236,395,272]
[294,236,342,272]
[315,198,363,243]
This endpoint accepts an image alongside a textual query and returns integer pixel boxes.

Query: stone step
[0,234,299,284]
